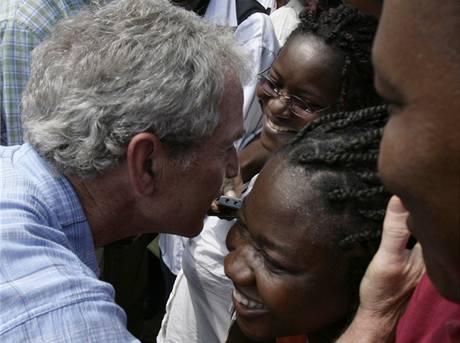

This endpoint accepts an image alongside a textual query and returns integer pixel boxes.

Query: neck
[67,168,135,247]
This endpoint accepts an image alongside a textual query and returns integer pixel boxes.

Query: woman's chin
[237,318,274,342]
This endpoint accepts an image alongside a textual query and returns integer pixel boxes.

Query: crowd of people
[0,0,459,342]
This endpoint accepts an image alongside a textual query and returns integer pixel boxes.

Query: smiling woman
[224,105,390,342]
[240,4,380,181]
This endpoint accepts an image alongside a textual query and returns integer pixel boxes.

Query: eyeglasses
[257,68,332,119]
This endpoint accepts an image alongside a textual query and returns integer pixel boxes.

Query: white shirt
[157,176,258,343]
[270,0,304,46]
[159,0,279,275]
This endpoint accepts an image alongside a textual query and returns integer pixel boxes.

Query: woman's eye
[261,80,277,96]
[262,253,286,274]
[293,97,315,110]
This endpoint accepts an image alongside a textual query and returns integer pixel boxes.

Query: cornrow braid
[279,105,390,253]
[297,105,388,137]
[288,4,380,111]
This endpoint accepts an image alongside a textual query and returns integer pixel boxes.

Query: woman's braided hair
[279,105,390,252]
[288,4,379,111]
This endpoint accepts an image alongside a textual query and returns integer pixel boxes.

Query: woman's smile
[233,288,270,318]
[264,114,298,134]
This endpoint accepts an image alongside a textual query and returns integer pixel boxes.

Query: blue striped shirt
[0,0,91,145]
[0,144,138,342]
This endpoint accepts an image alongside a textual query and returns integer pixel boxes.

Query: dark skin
[233,34,344,186]
[342,0,382,18]
[224,158,360,342]
[374,0,460,303]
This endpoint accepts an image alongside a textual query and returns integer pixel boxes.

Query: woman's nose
[225,226,256,285]
[224,248,256,287]
[267,96,291,119]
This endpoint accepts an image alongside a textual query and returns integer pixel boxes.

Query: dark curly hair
[288,4,380,110]
[275,105,390,316]
[282,105,389,249]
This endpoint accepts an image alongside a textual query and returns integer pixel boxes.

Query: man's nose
[225,146,239,179]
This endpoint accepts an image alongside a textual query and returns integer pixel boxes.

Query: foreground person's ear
[126,132,164,195]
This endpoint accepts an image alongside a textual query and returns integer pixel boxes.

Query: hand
[221,173,244,198]
[207,173,243,219]
[337,196,425,342]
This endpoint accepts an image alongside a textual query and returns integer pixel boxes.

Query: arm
[336,196,425,342]
[1,23,41,145]
[0,297,139,342]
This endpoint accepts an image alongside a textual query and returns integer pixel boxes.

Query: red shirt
[396,273,460,342]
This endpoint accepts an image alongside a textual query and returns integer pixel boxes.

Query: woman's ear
[126,132,164,195]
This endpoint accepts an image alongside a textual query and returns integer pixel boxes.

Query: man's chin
[180,219,205,238]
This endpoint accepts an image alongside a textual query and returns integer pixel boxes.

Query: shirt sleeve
[0,299,140,342]
[232,12,280,149]
[1,22,41,145]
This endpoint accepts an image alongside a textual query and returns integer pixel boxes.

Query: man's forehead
[375,0,460,83]
[379,0,460,50]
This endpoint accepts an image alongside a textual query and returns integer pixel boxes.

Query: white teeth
[233,289,266,310]
[266,117,295,133]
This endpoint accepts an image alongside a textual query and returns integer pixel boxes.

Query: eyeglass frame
[257,68,334,119]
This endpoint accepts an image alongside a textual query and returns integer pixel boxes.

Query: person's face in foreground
[224,158,352,340]
[160,73,244,237]
[258,34,343,152]
[374,0,460,302]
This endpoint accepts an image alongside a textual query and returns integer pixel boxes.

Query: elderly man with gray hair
[0,0,247,341]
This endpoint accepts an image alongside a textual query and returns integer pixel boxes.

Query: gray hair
[22,0,249,179]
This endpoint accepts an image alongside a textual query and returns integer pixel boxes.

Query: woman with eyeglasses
[237,3,380,185]
[157,5,380,343]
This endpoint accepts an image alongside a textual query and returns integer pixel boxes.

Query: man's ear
[126,132,164,195]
